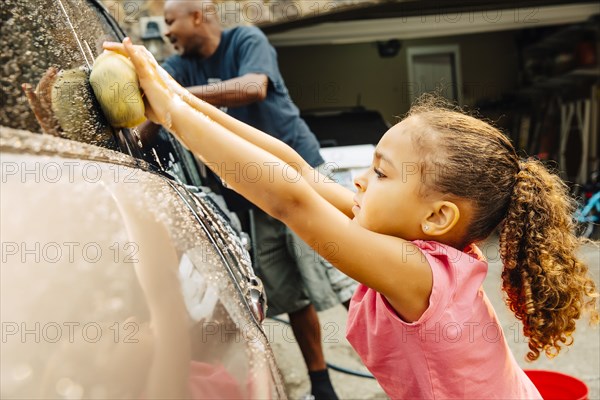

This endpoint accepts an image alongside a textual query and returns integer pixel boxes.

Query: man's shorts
[250,207,358,317]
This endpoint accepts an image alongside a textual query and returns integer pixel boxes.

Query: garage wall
[275,30,520,125]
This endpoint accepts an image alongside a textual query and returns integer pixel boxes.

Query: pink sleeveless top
[346,240,542,399]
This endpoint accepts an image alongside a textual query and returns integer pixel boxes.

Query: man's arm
[135,73,268,149]
[187,73,268,107]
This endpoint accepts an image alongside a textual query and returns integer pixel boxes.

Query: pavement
[268,236,600,399]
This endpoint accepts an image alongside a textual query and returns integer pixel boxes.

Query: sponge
[50,66,115,147]
[89,50,146,128]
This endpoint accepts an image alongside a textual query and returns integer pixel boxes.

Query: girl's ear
[422,201,460,236]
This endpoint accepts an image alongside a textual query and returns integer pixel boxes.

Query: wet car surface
[1,0,286,398]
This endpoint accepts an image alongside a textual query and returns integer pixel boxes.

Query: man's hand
[22,67,61,136]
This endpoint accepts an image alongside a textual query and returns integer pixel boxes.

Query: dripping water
[54,0,91,68]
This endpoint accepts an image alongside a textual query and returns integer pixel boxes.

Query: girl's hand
[103,40,160,70]
[103,40,199,108]
[103,38,175,127]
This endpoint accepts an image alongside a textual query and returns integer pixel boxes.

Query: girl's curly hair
[406,94,598,361]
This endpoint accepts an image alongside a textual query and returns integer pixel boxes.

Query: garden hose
[269,316,375,380]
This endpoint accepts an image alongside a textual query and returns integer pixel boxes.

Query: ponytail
[405,96,598,361]
[499,159,598,361]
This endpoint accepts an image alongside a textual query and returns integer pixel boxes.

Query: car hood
[1,127,285,398]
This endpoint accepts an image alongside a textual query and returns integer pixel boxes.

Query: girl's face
[352,118,434,239]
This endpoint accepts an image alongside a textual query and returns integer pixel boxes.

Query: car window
[1,0,206,188]
[1,0,119,138]
[0,129,284,399]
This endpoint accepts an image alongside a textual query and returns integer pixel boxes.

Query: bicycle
[574,171,600,240]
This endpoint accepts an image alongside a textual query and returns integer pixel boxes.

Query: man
[141,1,358,399]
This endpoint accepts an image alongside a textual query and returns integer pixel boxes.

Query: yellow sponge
[89,51,146,128]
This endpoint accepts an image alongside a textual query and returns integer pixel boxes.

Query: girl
[105,39,598,399]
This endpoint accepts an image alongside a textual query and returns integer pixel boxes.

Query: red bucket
[524,370,589,400]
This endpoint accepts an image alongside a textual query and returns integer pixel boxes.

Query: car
[0,0,285,398]
[301,106,390,191]
[302,106,389,149]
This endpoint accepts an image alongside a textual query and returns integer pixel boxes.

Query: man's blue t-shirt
[162,26,324,167]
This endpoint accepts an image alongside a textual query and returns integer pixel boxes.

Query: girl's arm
[102,42,355,218]
[119,39,432,322]
[179,79,355,218]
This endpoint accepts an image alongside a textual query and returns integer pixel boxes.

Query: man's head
[164,0,221,58]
